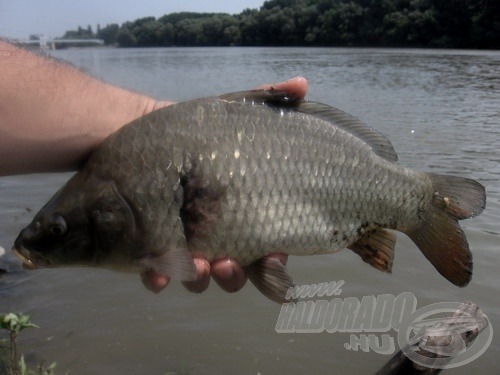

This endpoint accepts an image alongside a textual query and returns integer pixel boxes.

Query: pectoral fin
[138,247,197,282]
[348,228,396,273]
[244,257,296,304]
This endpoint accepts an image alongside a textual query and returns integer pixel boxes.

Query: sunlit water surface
[1,47,499,374]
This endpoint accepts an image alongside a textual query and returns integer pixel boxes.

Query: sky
[0,0,266,39]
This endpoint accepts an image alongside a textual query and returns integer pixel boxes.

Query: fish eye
[49,215,67,237]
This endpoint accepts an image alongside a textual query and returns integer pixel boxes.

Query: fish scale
[124,99,414,262]
[13,90,486,303]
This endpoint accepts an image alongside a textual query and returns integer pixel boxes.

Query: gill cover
[88,177,136,254]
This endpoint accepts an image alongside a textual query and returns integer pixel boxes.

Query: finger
[211,258,247,293]
[255,76,308,99]
[140,268,171,293]
[182,258,211,293]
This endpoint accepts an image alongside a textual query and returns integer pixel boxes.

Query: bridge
[15,36,104,49]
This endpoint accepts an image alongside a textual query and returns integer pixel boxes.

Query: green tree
[240,8,262,45]
[319,2,366,45]
[159,23,175,46]
[296,3,320,44]
[469,0,500,48]
[381,0,438,46]
[175,18,204,45]
[97,23,120,45]
[223,24,241,45]
[133,20,163,46]
[59,0,500,48]
[116,27,137,47]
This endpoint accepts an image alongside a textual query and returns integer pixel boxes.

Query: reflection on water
[1,48,499,374]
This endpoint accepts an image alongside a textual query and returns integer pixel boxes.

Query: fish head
[13,173,136,270]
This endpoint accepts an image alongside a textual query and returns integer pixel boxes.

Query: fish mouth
[12,246,52,270]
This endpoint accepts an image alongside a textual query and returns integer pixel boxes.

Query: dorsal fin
[218,89,300,106]
[218,90,398,162]
[295,101,398,162]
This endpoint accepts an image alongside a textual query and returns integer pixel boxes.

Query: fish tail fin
[406,173,486,287]
[427,173,486,220]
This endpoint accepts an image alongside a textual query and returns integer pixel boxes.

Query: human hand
[141,77,308,295]
[0,41,302,294]
[147,76,309,112]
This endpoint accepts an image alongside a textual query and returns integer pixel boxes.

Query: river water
[1,47,499,374]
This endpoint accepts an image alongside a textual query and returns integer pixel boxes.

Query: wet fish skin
[13,90,486,303]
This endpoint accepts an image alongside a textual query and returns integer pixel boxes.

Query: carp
[13,90,486,303]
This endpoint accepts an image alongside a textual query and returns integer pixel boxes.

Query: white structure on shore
[15,35,104,49]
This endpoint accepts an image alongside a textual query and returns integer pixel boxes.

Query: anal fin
[348,228,396,273]
[244,257,296,304]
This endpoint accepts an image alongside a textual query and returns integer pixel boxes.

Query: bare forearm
[0,41,170,176]
[1,41,308,294]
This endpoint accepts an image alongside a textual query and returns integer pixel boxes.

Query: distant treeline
[62,0,500,48]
